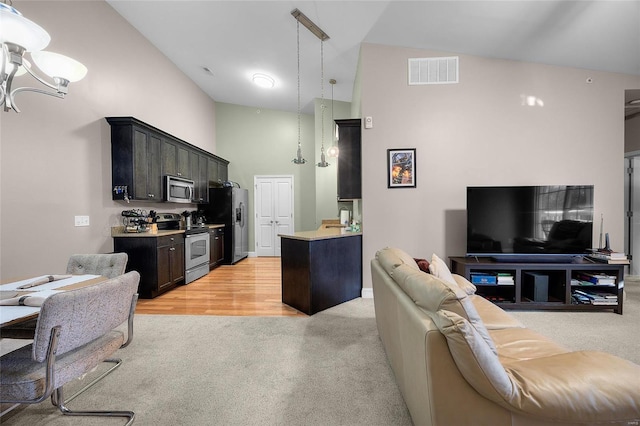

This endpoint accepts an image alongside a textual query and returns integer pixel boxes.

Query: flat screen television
[466,185,594,262]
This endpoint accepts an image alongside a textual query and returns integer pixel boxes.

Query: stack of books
[586,250,629,264]
[571,289,618,305]
[496,273,514,286]
[574,271,616,286]
[470,271,514,286]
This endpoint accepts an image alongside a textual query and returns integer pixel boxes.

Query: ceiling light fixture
[327,79,339,158]
[252,73,274,88]
[0,3,87,113]
[291,8,330,165]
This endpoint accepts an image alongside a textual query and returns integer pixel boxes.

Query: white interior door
[255,176,294,256]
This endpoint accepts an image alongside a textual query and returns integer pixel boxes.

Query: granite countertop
[279,222,362,242]
[112,224,224,238]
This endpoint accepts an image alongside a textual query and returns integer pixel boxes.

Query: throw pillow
[414,258,430,273]
[428,254,456,284]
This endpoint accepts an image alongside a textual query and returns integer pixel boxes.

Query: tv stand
[449,256,624,314]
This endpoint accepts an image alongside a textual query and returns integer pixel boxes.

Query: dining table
[0,274,106,328]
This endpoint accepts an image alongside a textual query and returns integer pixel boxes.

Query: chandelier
[0,3,87,113]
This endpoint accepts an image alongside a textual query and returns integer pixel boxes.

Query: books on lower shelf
[574,272,616,286]
[470,272,514,285]
[571,288,618,306]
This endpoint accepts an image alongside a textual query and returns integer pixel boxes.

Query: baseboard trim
[361,288,373,299]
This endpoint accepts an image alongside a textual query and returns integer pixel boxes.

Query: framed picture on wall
[387,148,416,188]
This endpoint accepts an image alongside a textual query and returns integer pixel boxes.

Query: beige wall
[359,43,640,290]
[0,1,216,280]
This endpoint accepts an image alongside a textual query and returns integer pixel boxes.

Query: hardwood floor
[135,257,307,317]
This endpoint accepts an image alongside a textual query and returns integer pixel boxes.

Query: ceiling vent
[408,56,459,85]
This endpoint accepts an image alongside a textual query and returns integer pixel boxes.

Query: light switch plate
[74,215,90,227]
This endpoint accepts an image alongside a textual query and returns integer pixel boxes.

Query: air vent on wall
[408,56,459,85]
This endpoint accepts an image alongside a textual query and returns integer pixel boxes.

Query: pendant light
[290,9,330,165]
[317,38,329,168]
[327,79,339,158]
[292,19,306,164]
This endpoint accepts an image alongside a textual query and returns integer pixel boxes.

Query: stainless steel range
[155,213,210,284]
[184,225,210,284]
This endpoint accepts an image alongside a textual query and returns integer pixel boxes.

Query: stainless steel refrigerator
[204,186,249,264]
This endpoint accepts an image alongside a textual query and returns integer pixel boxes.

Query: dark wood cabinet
[190,152,210,203]
[336,119,361,200]
[209,227,225,270]
[108,117,228,204]
[449,257,625,314]
[114,233,185,298]
[281,234,362,315]
[111,121,162,201]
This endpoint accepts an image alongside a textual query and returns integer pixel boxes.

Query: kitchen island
[279,224,362,315]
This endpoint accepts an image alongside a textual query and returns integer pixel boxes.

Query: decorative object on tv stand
[290,8,330,165]
[0,3,87,113]
[387,148,416,188]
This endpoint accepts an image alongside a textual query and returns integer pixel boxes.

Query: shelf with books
[449,256,625,314]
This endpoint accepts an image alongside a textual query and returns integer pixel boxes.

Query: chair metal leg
[52,387,135,426]
[65,358,122,404]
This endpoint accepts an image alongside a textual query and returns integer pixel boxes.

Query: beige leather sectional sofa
[371,247,640,426]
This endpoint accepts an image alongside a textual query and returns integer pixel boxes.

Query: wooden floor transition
[135,257,307,317]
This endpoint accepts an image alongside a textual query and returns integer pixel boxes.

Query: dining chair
[0,271,139,425]
[0,253,129,340]
[66,253,128,278]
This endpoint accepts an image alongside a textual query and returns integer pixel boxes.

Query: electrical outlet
[74,215,90,227]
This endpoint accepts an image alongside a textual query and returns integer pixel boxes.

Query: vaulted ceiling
[107,1,640,115]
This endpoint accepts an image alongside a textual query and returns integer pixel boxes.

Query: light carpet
[2,282,639,425]
[1,298,412,426]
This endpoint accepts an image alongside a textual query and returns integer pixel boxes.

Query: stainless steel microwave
[165,175,194,203]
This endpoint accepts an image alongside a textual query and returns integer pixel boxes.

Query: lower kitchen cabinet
[209,227,225,270]
[114,233,185,298]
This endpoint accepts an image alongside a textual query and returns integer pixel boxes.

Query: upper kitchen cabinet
[207,156,229,188]
[336,119,362,200]
[107,117,229,204]
[162,140,191,179]
[109,117,162,201]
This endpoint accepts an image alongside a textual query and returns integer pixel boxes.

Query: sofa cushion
[393,264,497,354]
[489,327,569,363]
[376,247,420,276]
[430,310,513,404]
[469,295,524,329]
